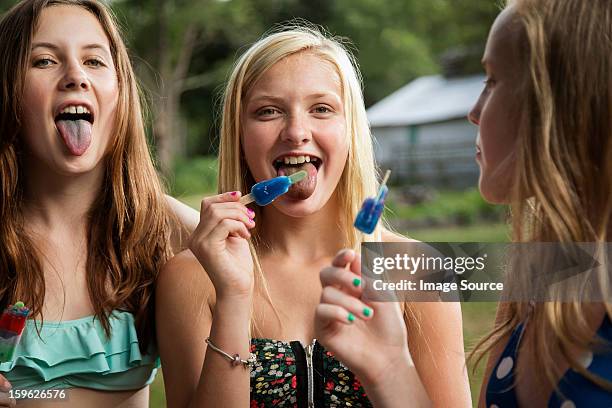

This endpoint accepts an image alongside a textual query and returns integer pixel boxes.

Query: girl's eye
[481,78,496,95]
[313,105,332,114]
[257,108,280,117]
[85,58,105,67]
[33,58,55,68]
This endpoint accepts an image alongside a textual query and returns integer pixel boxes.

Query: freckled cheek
[20,81,55,151]
[243,120,278,148]
[22,79,50,120]
[96,78,119,121]
[241,126,276,176]
[314,120,347,160]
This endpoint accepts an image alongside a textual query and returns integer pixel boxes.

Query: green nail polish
[352,278,361,287]
[363,307,372,317]
[348,313,355,323]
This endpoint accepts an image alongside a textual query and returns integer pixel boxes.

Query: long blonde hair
[0,0,172,352]
[471,0,612,391]
[218,22,384,332]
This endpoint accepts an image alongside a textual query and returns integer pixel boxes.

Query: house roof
[366,74,486,127]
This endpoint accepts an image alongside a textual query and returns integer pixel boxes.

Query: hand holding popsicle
[240,171,307,206]
[189,192,256,299]
[0,373,15,408]
[314,250,417,395]
[354,170,391,234]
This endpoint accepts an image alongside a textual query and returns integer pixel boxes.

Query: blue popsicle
[354,170,391,234]
[240,171,308,206]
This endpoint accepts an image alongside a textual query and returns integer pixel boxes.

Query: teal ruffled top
[0,310,159,391]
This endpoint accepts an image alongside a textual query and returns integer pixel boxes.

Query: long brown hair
[0,0,172,352]
[471,0,612,392]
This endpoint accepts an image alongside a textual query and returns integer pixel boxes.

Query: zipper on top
[303,338,317,408]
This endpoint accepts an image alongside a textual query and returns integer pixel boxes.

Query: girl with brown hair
[0,1,197,406]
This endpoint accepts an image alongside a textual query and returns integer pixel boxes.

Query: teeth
[278,155,319,166]
[60,105,91,115]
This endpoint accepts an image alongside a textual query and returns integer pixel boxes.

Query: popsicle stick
[239,193,255,205]
[376,170,391,200]
[380,169,391,188]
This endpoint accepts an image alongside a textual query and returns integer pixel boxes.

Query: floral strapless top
[250,338,373,408]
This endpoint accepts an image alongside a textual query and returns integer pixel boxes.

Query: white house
[367,74,485,188]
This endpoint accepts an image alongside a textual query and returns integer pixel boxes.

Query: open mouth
[273,154,322,172]
[55,105,95,124]
[272,154,322,200]
[54,105,95,156]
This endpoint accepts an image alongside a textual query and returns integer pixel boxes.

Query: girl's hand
[0,375,15,407]
[315,249,412,386]
[189,191,256,299]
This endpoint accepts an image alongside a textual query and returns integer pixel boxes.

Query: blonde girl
[157,24,470,407]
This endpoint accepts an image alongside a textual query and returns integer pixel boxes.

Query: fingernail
[352,278,361,287]
[247,208,255,216]
[230,191,238,196]
[363,307,372,317]
[347,313,355,323]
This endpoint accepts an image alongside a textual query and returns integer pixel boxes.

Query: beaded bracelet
[205,337,256,369]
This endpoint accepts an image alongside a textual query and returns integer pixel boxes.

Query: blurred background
[0,0,507,405]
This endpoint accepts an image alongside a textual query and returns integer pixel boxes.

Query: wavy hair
[0,0,172,352]
[471,0,612,392]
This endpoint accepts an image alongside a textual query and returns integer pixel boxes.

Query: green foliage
[169,155,218,196]
[385,188,506,227]
[408,222,509,242]
[0,0,499,157]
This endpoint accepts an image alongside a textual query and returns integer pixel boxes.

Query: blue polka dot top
[486,315,612,408]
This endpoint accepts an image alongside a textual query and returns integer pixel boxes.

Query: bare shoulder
[164,194,200,253]
[381,229,419,243]
[165,194,199,226]
[157,249,216,310]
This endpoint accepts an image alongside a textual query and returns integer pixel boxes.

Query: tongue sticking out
[56,119,92,156]
[277,162,318,200]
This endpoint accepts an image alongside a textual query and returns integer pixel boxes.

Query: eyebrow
[249,95,283,104]
[31,42,110,54]
[249,93,341,103]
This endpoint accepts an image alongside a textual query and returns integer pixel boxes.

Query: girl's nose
[468,101,481,126]
[58,63,91,91]
[281,113,311,145]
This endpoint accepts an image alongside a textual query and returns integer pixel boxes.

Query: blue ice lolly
[240,171,308,206]
[354,170,391,234]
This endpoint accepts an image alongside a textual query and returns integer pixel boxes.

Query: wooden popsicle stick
[380,169,391,187]
[239,193,255,205]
